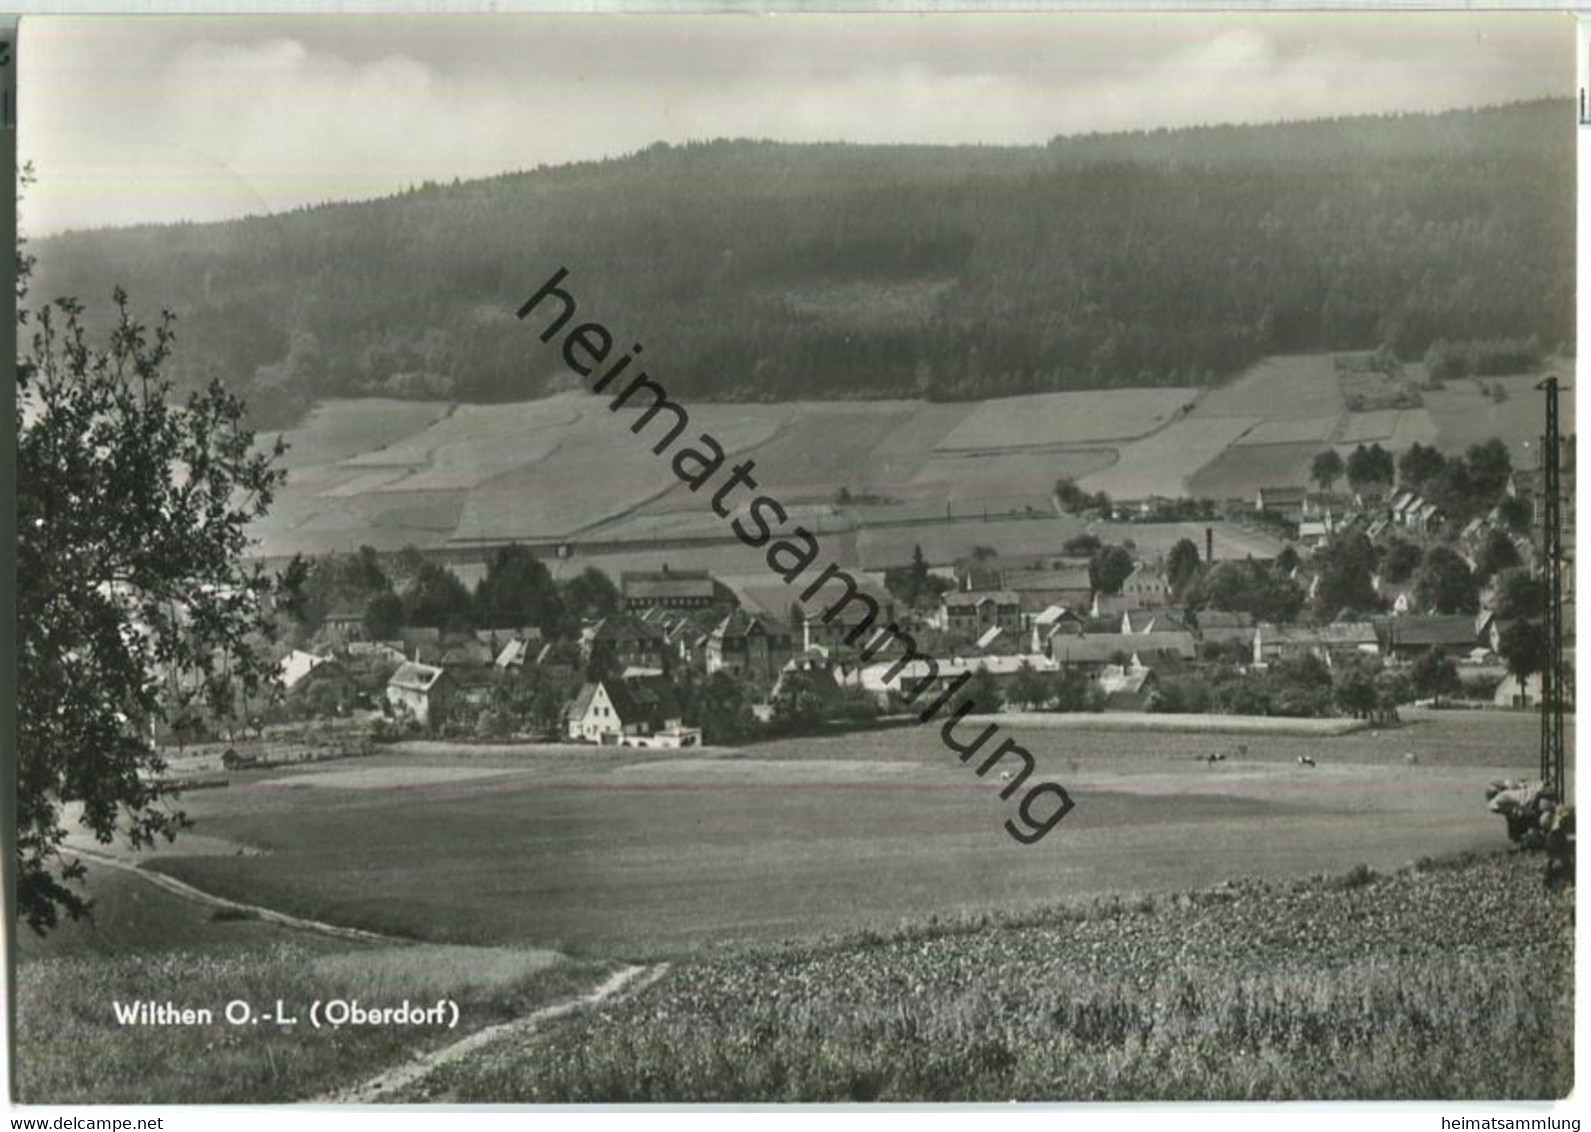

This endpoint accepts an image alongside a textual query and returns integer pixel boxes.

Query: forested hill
[31,99,1574,428]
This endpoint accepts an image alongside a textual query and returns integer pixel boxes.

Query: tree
[563,566,621,620]
[1413,546,1479,614]
[363,590,405,640]
[769,670,826,732]
[1089,545,1134,595]
[1166,538,1203,596]
[962,667,1005,713]
[475,543,567,636]
[1410,650,1461,708]
[1312,534,1380,614]
[403,562,474,631]
[1311,449,1345,492]
[1274,545,1300,575]
[1465,438,1512,500]
[1498,619,1549,691]
[1383,538,1422,584]
[1346,442,1395,490]
[1398,443,1446,490]
[1475,530,1522,581]
[1062,533,1101,557]
[1497,495,1533,535]
[1009,662,1053,711]
[18,285,286,932]
[1332,657,1382,720]
[688,671,758,744]
[1492,568,1541,622]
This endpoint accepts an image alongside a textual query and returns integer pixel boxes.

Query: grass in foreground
[15,871,613,1104]
[412,852,1573,1102]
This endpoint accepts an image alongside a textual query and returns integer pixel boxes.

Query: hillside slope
[30,100,1574,427]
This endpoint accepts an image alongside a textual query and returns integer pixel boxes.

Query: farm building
[1253,622,1378,667]
[1494,672,1544,709]
[1121,609,1190,634]
[1043,630,1196,670]
[706,609,794,683]
[278,649,339,692]
[386,662,453,727]
[1255,486,1308,522]
[1001,565,1094,615]
[565,676,702,748]
[1378,615,1482,662]
[620,567,719,611]
[942,590,1022,634]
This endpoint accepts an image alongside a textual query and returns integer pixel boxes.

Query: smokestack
[1205,526,1214,563]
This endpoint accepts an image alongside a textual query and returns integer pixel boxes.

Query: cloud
[18,14,1570,236]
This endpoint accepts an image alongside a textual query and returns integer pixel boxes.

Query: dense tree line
[32,101,1573,428]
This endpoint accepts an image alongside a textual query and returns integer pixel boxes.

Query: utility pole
[1537,376,1568,800]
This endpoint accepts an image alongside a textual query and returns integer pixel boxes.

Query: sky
[18,12,1576,236]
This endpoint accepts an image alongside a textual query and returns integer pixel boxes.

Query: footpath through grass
[410,851,1573,1102]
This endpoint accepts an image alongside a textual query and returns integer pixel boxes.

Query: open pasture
[137,710,1543,957]
[1079,416,1259,499]
[1424,370,1577,463]
[934,388,1197,451]
[1193,355,1344,419]
[1186,442,1317,500]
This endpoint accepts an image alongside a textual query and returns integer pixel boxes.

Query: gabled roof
[1003,566,1092,592]
[1049,631,1196,663]
[1257,486,1308,506]
[944,590,1020,609]
[590,614,667,645]
[710,608,792,642]
[389,661,447,693]
[620,570,717,602]
[1380,614,1479,648]
[279,649,335,690]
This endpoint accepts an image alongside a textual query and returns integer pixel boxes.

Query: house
[1097,663,1158,710]
[1378,614,1480,662]
[386,662,452,727]
[1253,622,1378,667]
[1298,520,1331,548]
[1495,672,1544,709]
[942,590,1022,635]
[1044,630,1196,670]
[1255,486,1308,522]
[586,614,671,674]
[278,650,355,707]
[1373,575,1416,615]
[706,609,794,683]
[564,676,701,748]
[759,661,850,723]
[1121,610,1189,634]
[534,640,582,680]
[620,567,719,611]
[319,606,368,644]
[1002,565,1094,616]
[858,653,1056,700]
[1119,564,1172,608]
[494,635,540,670]
[279,649,338,692]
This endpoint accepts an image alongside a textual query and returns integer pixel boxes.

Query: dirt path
[310,962,672,1104]
[78,850,403,944]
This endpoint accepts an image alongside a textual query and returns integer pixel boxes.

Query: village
[212,435,1573,756]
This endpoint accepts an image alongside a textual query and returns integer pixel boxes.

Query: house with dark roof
[1119,564,1172,608]
[586,614,671,674]
[706,609,794,683]
[1253,622,1379,667]
[386,662,453,727]
[1001,565,1093,615]
[1377,614,1481,662]
[1255,486,1309,522]
[565,676,701,747]
[1044,630,1196,670]
[620,567,719,611]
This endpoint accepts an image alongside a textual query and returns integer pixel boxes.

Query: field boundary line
[308,962,671,1104]
[77,849,404,944]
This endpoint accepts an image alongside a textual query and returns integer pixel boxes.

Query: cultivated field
[246,353,1574,565]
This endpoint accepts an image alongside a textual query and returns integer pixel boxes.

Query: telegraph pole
[1537,376,1568,800]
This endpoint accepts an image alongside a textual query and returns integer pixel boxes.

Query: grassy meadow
[15,708,1567,1102]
